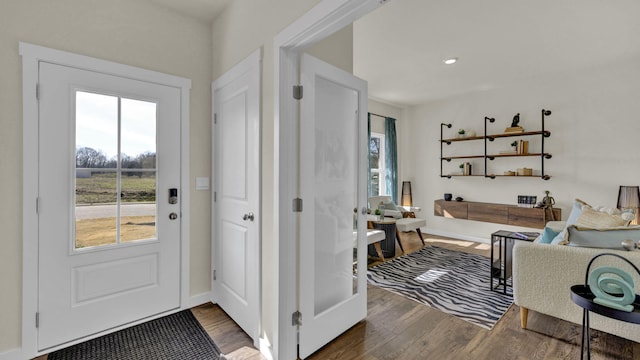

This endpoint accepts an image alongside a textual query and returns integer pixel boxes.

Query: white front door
[212,50,261,343]
[298,54,368,358]
[37,62,181,351]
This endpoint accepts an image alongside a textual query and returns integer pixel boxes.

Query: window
[369,132,386,196]
[75,91,158,249]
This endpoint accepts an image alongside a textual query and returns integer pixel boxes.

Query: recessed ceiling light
[443,57,458,65]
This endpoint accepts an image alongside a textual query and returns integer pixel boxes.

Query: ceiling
[354,0,640,106]
[142,0,639,107]
[147,0,230,22]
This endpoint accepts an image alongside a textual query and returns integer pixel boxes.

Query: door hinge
[36,83,40,100]
[214,113,217,124]
[292,310,302,326]
[35,312,39,328]
[292,198,303,212]
[213,269,217,281]
[293,85,303,100]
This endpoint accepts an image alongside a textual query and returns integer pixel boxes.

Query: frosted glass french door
[298,53,368,358]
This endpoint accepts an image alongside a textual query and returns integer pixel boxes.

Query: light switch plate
[195,177,209,191]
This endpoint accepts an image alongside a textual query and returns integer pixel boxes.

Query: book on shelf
[517,195,537,207]
[517,140,529,155]
[513,232,540,240]
[505,126,524,133]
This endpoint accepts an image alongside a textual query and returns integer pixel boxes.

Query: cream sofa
[513,223,640,343]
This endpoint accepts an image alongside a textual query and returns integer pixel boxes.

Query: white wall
[0,0,212,353]
[404,57,640,241]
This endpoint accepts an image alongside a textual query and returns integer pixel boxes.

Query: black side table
[490,230,538,294]
[369,219,397,258]
[571,285,640,360]
[571,253,640,360]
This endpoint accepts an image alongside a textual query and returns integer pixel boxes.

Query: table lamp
[617,185,640,225]
[401,181,412,207]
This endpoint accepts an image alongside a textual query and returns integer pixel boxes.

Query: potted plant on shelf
[511,141,518,152]
[457,129,466,138]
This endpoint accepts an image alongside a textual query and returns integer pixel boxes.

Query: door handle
[242,212,255,222]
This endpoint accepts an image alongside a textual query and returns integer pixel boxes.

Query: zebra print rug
[367,246,513,330]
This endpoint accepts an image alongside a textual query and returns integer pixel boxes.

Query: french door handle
[242,212,255,222]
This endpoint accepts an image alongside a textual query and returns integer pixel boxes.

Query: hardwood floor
[198,232,639,360]
[35,232,640,359]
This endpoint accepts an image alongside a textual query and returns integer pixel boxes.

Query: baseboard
[258,337,275,360]
[187,291,212,308]
[0,348,21,360]
[423,227,489,244]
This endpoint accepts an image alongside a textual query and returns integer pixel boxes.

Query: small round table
[367,216,398,258]
[570,285,640,360]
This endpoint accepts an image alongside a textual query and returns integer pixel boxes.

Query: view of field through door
[74,90,158,248]
[37,61,181,351]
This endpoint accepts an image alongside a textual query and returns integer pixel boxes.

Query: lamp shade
[617,185,640,224]
[401,181,412,207]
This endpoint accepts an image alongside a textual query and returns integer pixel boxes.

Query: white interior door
[37,62,181,351]
[298,53,368,358]
[212,50,261,343]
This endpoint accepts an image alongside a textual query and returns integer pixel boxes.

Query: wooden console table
[434,199,561,229]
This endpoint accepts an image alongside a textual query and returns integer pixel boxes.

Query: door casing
[20,42,192,358]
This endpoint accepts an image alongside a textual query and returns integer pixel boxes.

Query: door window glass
[75,91,157,249]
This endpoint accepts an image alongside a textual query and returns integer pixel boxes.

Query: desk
[367,216,398,258]
[490,230,538,294]
[571,285,640,360]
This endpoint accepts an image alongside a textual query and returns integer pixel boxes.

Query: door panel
[212,50,261,343]
[38,62,181,350]
[298,54,368,358]
[221,221,248,301]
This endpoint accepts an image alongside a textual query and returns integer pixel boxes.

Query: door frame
[20,42,192,358]
[274,1,384,359]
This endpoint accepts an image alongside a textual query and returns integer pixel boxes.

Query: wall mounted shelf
[434,199,561,229]
[440,109,553,180]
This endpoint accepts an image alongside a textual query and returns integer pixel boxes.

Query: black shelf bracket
[440,123,452,178]
[484,117,495,178]
[541,109,551,180]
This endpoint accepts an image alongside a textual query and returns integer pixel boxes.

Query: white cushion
[353,229,385,247]
[366,230,385,244]
[396,217,426,232]
[369,196,392,209]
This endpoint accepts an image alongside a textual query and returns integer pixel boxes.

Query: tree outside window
[369,132,386,196]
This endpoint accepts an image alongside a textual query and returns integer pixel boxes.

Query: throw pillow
[567,225,640,250]
[551,198,589,245]
[538,226,560,244]
[382,201,398,211]
[381,201,403,219]
[574,206,629,228]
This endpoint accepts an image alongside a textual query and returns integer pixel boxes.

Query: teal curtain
[385,117,398,204]
[367,113,372,199]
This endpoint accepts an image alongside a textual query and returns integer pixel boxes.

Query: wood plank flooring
[35,232,640,359]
